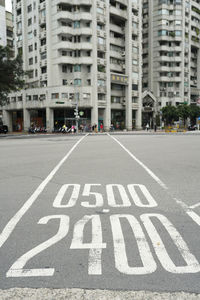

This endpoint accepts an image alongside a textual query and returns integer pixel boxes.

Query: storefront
[54,109,91,131]
[12,110,23,132]
[111,110,125,130]
[30,109,46,128]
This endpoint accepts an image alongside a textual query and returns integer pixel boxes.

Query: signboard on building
[111,74,128,85]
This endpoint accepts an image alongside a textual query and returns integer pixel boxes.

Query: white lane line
[189,202,200,209]
[0,134,88,249]
[174,198,200,227]
[108,134,168,190]
[186,211,200,226]
[108,134,200,227]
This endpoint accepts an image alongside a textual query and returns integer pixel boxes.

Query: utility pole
[74,92,79,134]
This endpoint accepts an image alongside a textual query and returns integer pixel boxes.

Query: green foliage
[189,104,200,123]
[97,65,106,73]
[161,105,178,125]
[161,104,200,126]
[0,46,25,106]
[177,103,190,125]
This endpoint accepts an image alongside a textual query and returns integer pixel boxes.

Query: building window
[74,79,82,86]
[51,93,59,99]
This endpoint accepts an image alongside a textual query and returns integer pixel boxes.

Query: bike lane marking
[0,134,88,249]
[108,133,200,227]
[2,134,200,286]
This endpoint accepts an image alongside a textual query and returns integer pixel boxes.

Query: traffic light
[74,108,80,119]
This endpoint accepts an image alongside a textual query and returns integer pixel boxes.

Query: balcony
[56,26,92,37]
[56,56,93,65]
[110,6,127,20]
[56,0,92,5]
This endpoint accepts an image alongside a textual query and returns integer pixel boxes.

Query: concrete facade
[0,0,6,46]
[142,0,200,109]
[3,0,142,132]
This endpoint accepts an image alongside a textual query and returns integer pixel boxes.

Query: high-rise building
[6,10,14,57]
[0,0,6,46]
[142,0,200,125]
[3,0,142,132]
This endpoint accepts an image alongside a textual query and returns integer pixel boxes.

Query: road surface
[0,133,200,299]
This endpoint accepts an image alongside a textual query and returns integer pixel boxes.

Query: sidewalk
[1,129,200,137]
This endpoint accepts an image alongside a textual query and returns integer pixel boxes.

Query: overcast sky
[5,0,12,12]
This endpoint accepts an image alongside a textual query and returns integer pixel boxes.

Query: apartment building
[0,0,6,46]
[142,0,200,125]
[6,10,14,57]
[3,0,142,132]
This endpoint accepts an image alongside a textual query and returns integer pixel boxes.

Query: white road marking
[53,184,81,208]
[110,214,157,275]
[102,209,110,213]
[189,202,200,209]
[108,134,200,227]
[0,134,88,249]
[186,211,200,226]
[141,214,200,273]
[127,184,158,207]
[82,184,104,208]
[108,134,168,190]
[6,215,70,277]
[70,215,106,275]
[106,184,131,207]
[175,198,200,227]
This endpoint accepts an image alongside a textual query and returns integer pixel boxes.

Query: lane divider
[107,133,200,227]
[107,133,168,190]
[0,134,88,249]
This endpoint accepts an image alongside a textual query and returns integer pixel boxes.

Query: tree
[161,105,178,125]
[189,104,200,124]
[177,103,190,126]
[0,46,25,106]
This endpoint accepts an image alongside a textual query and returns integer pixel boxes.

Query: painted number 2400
[7,213,200,277]
[6,184,200,277]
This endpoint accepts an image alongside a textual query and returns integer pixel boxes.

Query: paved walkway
[1,129,200,137]
[0,288,200,300]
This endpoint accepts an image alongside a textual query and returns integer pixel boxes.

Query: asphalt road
[0,133,200,298]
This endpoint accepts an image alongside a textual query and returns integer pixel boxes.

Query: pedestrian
[154,124,157,132]
[80,124,84,132]
[62,124,67,133]
[146,123,150,131]
[94,124,98,133]
[71,125,75,134]
[100,123,103,132]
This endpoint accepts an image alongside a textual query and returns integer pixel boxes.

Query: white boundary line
[108,134,200,227]
[0,134,88,248]
[189,202,200,209]
[107,134,168,190]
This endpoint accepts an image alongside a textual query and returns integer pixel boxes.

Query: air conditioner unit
[121,98,126,105]
[121,51,125,57]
